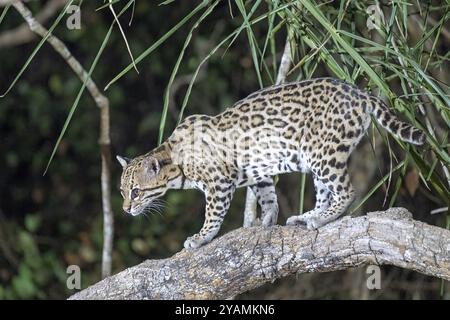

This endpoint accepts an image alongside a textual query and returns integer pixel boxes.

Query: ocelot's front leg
[184,181,236,249]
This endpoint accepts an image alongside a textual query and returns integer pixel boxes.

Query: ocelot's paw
[262,210,278,227]
[183,233,209,250]
[286,210,324,230]
[247,217,262,227]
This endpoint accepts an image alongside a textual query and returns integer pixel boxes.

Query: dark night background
[0,0,449,299]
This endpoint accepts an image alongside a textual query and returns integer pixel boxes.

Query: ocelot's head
[116,153,181,216]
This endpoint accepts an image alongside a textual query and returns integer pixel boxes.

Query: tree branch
[69,208,450,300]
[0,0,28,6]
[0,0,66,48]
[11,1,114,278]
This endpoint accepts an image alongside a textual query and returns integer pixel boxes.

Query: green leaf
[0,4,10,25]
[105,0,210,90]
[1,0,75,98]
[177,1,295,123]
[44,0,136,174]
[351,160,406,214]
[158,0,219,144]
[298,0,390,96]
[235,0,264,88]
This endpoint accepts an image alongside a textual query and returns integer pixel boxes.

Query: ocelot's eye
[130,188,140,200]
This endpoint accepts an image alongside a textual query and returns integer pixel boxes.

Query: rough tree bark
[69,208,450,300]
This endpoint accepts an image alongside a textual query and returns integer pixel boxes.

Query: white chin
[130,210,141,216]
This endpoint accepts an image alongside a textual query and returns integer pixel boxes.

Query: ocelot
[117,77,424,249]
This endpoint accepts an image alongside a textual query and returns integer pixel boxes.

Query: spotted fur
[118,77,425,249]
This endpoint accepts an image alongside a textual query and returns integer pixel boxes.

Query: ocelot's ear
[148,158,160,174]
[116,155,131,168]
[144,157,172,176]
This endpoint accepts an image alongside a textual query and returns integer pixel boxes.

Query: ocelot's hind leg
[286,175,331,227]
[249,178,279,226]
[287,167,354,230]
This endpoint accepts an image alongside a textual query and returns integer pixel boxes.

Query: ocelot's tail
[369,97,425,145]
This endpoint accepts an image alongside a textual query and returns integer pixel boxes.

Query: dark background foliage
[0,0,448,299]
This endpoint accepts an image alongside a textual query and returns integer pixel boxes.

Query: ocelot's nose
[123,206,131,214]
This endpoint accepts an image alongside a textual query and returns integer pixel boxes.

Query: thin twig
[0,0,66,48]
[430,207,449,215]
[11,0,114,278]
[0,0,31,6]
